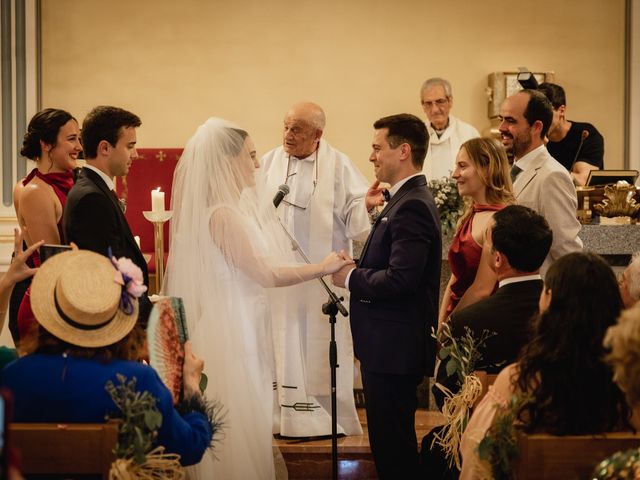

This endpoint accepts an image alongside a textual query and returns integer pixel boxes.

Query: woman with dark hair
[438,137,514,326]
[459,252,631,479]
[11,108,82,343]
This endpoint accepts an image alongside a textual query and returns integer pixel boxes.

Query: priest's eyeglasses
[282,153,318,210]
[421,97,450,109]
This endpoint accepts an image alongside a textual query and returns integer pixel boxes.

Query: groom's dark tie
[510,164,523,183]
[383,189,391,202]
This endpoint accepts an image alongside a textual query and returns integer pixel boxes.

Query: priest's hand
[365,180,387,212]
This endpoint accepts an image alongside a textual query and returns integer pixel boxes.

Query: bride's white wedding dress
[176,207,276,479]
[164,119,300,479]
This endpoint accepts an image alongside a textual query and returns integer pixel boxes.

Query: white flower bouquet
[428,176,465,235]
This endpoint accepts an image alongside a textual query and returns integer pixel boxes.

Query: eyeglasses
[421,97,450,109]
[282,152,318,210]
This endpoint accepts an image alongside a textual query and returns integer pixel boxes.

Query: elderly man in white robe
[262,102,381,438]
[420,77,480,180]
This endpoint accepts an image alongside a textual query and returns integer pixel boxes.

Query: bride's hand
[321,251,354,275]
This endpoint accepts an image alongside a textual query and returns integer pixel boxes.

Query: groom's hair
[373,114,428,168]
[82,106,141,159]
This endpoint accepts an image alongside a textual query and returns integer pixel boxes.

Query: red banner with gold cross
[115,148,182,270]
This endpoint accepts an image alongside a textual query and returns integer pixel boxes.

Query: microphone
[571,129,590,169]
[273,184,290,208]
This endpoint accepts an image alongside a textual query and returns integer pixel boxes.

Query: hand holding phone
[39,244,72,264]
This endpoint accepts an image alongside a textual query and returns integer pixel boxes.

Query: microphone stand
[277,217,347,480]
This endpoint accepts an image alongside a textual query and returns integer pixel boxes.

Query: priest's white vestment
[261,139,369,437]
[423,114,479,181]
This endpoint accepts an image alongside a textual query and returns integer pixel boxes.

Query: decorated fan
[147,297,188,404]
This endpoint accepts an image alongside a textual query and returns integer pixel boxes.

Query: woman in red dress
[438,137,514,327]
[11,109,82,342]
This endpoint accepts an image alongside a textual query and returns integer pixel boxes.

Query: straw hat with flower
[30,249,147,348]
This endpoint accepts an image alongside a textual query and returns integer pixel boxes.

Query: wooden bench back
[9,421,120,479]
[473,371,499,408]
[515,431,640,479]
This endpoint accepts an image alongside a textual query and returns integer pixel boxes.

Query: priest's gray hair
[420,77,453,98]
[307,104,326,131]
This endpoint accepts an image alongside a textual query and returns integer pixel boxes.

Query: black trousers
[420,425,459,479]
[361,368,423,480]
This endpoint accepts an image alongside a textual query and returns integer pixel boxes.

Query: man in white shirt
[498,90,582,273]
[420,77,479,180]
[262,102,379,438]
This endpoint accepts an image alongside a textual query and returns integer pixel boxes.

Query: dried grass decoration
[432,324,496,469]
[106,374,184,479]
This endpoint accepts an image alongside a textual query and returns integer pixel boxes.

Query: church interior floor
[274,408,445,479]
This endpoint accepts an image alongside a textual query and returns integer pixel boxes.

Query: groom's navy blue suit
[349,173,441,479]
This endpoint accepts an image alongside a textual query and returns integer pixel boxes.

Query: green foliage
[434,324,496,386]
[477,394,532,480]
[428,176,466,235]
[105,374,163,465]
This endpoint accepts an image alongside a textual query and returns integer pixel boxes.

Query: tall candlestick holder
[143,210,173,294]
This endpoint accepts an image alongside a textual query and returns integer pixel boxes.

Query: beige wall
[41,0,626,178]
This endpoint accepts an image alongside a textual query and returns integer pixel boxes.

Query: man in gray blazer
[498,89,582,273]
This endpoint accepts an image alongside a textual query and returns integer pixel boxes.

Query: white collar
[498,274,542,288]
[83,164,116,191]
[513,144,546,172]
[290,148,319,163]
[427,115,457,136]
[388,172,423,198]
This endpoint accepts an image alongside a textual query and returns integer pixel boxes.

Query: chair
[515,431,640,479]
[10,420,120,479]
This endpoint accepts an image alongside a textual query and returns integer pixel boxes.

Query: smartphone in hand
[39,244,72,263]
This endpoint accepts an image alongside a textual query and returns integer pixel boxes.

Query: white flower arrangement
[428,176,465,235]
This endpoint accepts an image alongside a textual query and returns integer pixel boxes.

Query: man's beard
[512,135,532,159]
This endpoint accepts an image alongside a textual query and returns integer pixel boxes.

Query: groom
[333,113,441,479]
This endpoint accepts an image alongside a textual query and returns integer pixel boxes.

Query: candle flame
[155,187,161,192]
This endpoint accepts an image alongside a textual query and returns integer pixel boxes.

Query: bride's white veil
[165,117,295,313]
[163,118,296,478]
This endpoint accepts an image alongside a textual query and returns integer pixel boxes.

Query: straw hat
[30,250,139,348]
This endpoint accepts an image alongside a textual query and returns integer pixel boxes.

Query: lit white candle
[134,235,141,249]
[151,187,165,212]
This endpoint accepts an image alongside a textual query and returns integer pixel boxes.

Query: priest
[420,77,479,180]
[261,101,379,437]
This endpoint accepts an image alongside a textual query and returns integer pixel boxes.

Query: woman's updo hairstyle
[20,108,75,160]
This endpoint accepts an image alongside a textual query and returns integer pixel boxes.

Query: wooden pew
[473,371,499,408]
[9,421,120,479]
[514,431,640,479]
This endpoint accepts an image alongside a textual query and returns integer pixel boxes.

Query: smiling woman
[438,137,515,326]
[10,108,82,344]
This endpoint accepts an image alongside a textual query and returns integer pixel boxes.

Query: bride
[164,118,352,479]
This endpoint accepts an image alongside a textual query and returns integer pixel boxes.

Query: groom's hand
[365,180,386,212]
[332,263,352,288]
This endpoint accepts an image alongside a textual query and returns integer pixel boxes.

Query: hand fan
[147,297,188,404]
